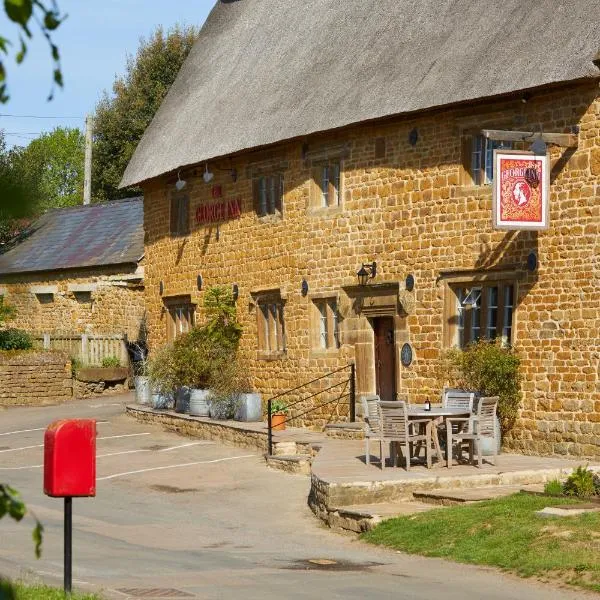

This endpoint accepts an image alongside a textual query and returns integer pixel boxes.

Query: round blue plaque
[401,343,413,367]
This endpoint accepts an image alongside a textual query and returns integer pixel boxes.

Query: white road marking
[97,433,151,440]
[0,421,109,436]
[0,432,150,454]
[158,441,213,452]
[0,464,43,470]
[98,454,257,480]
[0,449,151,470]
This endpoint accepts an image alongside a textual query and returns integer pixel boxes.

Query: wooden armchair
[361,395,382,466]
[445,396,499,468]
[378,401,432,470]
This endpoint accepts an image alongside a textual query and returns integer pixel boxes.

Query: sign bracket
[481,129,577,148]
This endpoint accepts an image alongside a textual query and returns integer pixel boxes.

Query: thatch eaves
[121,0,600,188]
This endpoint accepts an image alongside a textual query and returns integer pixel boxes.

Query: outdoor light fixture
[357,261,377,286]
[175,170,187,192]
[460,288,481,308]
[301,279,309,296]
[203,164,214,183]
[232,283,239,302]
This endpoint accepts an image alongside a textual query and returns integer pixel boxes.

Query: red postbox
[44,419,96,498]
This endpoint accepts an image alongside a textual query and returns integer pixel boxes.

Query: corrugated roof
[121,0,600,188]
[0,197,144,275]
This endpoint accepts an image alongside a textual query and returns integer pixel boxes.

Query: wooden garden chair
[378,400,432,470]
[361,395,382,466]
[445,396,499,468]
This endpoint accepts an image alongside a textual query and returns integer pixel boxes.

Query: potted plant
[269,399,288,431]
[129,341,151,405]
[147,342,178,410]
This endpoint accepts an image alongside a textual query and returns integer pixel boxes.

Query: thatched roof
[121,0,600,188]
[0,198,144,275]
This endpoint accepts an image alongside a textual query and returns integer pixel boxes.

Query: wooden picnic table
[379,402,471,467]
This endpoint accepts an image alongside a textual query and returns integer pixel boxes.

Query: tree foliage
[93,25,199,201]
[0,0,66,102]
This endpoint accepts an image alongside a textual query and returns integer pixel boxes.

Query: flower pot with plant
[269,399,289,431]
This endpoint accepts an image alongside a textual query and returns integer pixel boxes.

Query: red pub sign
[196,198,242,225]
[492,150,550,230]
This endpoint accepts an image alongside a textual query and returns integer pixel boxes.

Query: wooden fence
[32,333,129,367]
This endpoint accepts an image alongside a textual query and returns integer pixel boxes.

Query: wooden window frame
[311,298,340,351]
[444,280,516,349]
[170,193,190,236]
[311,160,343,209]
[461,131,513,187]
[164,297,196,342]
[253,173,284,218]
[256,294,286,357]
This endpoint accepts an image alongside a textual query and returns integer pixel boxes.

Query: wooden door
[373,317,396,401]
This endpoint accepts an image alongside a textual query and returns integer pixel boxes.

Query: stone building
[0,198,145,343]
[121,1,600,457]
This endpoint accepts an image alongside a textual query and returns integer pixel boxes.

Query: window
[256,298,285,354]
[253,174,283,217]
[462,134,513,186]
[313,298,340,350]
[312,161,341,208]
[448,282,515,348]
[170,193,189,236]
[166,300,195,341]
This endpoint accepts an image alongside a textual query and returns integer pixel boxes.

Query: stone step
[325,501,436,533]
[265,454,312,475]
[413,484,538,505]
[324,422,365,440]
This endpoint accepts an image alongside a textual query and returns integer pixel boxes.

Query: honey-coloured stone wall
[0,265,145,342]
[0,351,72,406]
[141,80,600,457]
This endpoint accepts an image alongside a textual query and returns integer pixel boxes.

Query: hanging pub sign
[492,150,550,230]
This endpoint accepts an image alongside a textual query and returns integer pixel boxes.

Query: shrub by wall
[0,351,73,407]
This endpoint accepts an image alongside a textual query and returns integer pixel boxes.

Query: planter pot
[134,376,152,405]
[175,386,191,414]
[150,391,174,410]
[189,389,211,417]
[474,415,502,456]
[234,392,262,422]
[271,413,286,431]
[209,397,236,420]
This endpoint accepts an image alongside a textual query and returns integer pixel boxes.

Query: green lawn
[0,581,102,600]
[362,493,600,593]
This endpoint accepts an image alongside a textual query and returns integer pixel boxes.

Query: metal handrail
[267,363,355,456]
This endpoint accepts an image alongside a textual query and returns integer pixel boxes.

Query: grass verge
[362,493,600,593]
[0,581,102,599]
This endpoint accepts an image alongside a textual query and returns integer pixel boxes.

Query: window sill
[450,185,492,199]
[256,212,283,224]
[307,206,344,218]
[257,351,287,361]
[310,348,341,358]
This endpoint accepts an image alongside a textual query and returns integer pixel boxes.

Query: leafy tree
[93,24,199,201]
[0,0,66,102]
[12,126,84,212]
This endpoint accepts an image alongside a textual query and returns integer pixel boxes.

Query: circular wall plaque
[405,274,415,292]
[400,343,413,367]
[301,279,309,297]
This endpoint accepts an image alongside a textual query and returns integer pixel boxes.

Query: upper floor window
[461,133,513,187]
[316,162,341,208]
[253,174,283,217]
[170,193,189,236]
[448,281,515,348]
[313,298,340,350]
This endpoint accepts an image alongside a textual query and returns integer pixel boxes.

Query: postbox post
[44,419,96,596]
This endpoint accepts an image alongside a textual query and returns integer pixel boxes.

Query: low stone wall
[0,351,72,407]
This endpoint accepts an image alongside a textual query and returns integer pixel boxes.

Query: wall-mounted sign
[492,150,549,230]
[400,343,413,367]
[195,198,242,225]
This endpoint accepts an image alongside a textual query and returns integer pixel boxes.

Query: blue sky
[0,1,214,147]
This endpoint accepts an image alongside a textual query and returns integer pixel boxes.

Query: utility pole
[83,115,93,205]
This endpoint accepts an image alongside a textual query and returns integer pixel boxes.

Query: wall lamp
[357,261,377,286]
[175,170,187,191]
[203,164,214,183]
[460,288,481,308]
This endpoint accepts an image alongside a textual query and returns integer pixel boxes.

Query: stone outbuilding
[121,1,599,457]
[0,197,145,345]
